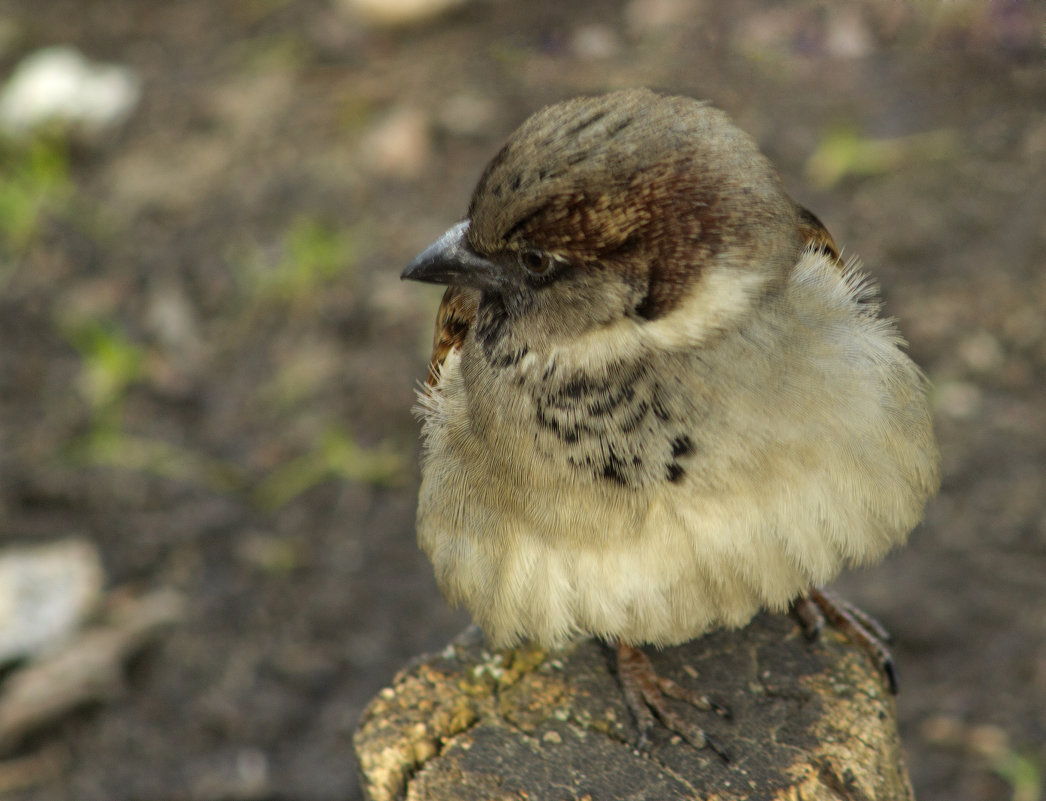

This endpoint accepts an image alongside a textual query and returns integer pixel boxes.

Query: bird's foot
[614,641,731,760]
[792,586,898,694]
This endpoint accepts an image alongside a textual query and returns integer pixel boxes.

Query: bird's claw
[615,641,732,761]
[793,586,899,694]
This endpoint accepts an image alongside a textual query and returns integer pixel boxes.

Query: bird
[401,88,940,755]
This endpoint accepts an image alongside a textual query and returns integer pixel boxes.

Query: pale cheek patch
[640,265,768,351]
[532,263,765,377]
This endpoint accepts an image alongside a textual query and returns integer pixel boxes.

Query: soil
[0,1,1043,799]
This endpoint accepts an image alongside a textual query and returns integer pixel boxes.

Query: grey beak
[401,220,502,290]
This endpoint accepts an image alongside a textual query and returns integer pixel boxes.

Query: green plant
[252,425,406,510]
[64,317,145,426]
[0,135,72,252]
[236,216,358,305]
[74,427,243,492]
[804,125,959,189]
[60,315,243,491]
[991,747,1043,801]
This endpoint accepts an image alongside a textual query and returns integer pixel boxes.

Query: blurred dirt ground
[0,1,1043,799]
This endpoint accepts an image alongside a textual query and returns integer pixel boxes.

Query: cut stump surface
[354,614,914,801]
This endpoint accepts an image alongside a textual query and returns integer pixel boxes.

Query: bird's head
[403,89,804,349]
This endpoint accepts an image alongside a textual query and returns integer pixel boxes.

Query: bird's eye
[520,249,556,276]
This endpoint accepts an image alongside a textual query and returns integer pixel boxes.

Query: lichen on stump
[354,614,915,801]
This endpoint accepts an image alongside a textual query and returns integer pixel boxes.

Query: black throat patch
[529,358,696,488]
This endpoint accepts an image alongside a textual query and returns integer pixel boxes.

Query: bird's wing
[427,286,478,387]
[796,206,842,264]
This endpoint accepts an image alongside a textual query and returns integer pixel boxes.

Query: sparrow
[401,88,940,755]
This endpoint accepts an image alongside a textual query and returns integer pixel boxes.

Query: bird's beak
[401,220,502,291]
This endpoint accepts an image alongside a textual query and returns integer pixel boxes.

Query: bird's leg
[614,641,731,760]
[791,586,898,694]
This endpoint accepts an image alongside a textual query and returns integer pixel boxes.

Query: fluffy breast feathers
[413,222,939,649]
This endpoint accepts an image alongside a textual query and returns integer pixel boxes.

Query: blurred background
[0,0,1043,799]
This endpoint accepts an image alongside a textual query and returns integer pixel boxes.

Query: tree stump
[354,613,915,801]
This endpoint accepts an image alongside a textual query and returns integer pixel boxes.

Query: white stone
[0,46,141,137]
[341,0,471,27]
[0,539,105,663]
